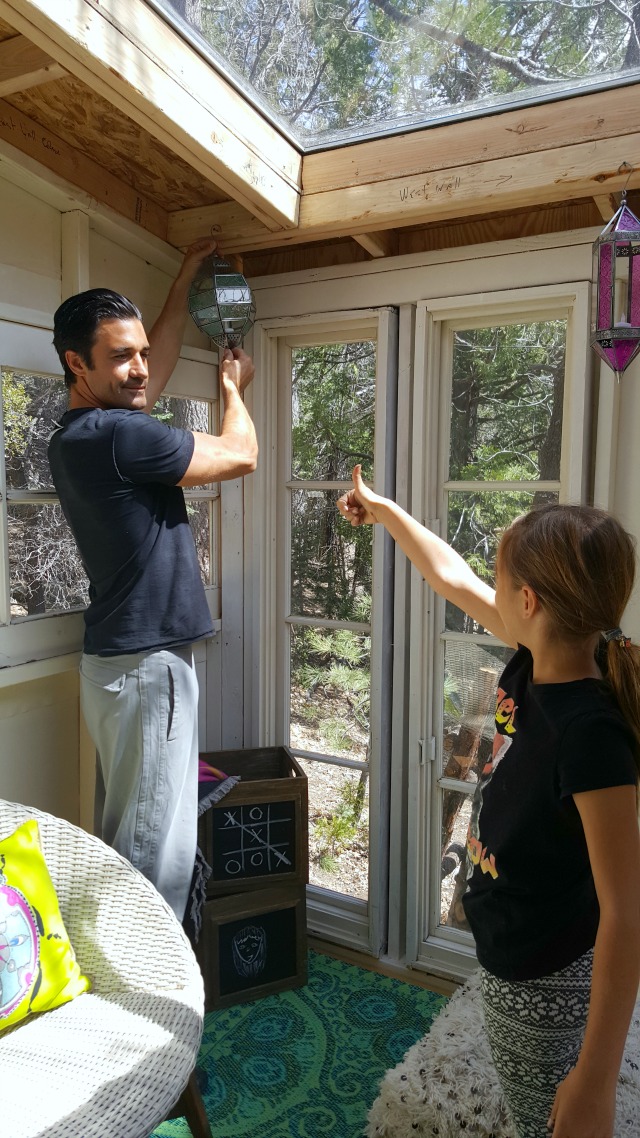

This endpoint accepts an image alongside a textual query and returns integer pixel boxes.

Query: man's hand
[176,236,218,285]
[220,347,255,395]
[336,464,382,525]
[548,1067,616,1137]
[146,236,219,409]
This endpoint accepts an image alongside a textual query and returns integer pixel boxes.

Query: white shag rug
[366,970,640,1138]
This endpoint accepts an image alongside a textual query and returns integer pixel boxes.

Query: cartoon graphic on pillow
[0,862,41,1021]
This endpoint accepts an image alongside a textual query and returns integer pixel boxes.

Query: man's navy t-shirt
[48,407,214,656]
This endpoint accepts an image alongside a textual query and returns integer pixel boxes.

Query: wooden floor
[308,936,459,997]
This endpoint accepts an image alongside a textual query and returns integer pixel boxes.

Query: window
[408,285,590,978]
[0,370,220,657]
[151,393,220,601]
[287,340,376,901]
[252,309,397,952]
[1,369,87,622]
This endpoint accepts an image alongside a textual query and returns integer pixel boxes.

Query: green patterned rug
[152,950,447,1138]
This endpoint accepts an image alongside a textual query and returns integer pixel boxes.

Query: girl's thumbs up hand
[337,464,382,526]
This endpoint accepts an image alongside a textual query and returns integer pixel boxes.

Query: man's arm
[145,236,218,411]
[178,349,258,487]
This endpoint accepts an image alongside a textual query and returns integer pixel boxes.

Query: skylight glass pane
[152,0,640,146]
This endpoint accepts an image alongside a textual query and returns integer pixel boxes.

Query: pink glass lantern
[591,194,640,381]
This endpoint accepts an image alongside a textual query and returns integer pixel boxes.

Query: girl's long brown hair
[499,503,640,781]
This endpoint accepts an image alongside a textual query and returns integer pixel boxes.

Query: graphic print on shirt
[465,685,517,883]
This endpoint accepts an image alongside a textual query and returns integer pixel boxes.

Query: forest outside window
[153,0,640,146]
[434,317,570,940]
[0,371,218,625]
[286,340,376,901]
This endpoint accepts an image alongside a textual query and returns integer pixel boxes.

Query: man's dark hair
[53,289,143,387]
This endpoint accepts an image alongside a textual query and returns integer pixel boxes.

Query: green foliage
[292,625,371,744]
[1,371,30,459]
[290,341,374,622]
[174,0,640,141]
[445,320,566,631]
[313,776,369,870]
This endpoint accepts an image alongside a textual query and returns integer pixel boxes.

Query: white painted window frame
[405,282,592,981]
[248,308,398,955]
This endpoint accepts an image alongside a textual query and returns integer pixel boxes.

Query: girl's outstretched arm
[549,783,640,1137]
[337,464,513,645]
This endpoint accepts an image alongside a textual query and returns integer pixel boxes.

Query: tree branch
[367,0,561,84]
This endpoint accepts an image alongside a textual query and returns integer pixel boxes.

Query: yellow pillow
[0,818,90,1032]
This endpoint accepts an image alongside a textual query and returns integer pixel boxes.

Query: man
[48,238,257,920]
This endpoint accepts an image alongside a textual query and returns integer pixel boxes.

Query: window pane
[186,498,213,585]
[2,371,67,491]
[440,790,472,932]
[291,342,375,482]
[8,504,88,616]
[151,395,209,433]
[291,490,372,622]
[449,322,566,482]
[445,488,558,632]
[297,756,368,901]
[290,626,370,760]
[442,639,513,788]
[155,0,640,148]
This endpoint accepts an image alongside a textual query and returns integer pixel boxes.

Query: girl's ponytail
[602,636,640,783]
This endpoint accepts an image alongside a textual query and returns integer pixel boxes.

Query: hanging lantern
[591,192,640,380]
[188,254,256,349]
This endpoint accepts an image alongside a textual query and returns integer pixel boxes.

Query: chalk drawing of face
[231,924,266,978]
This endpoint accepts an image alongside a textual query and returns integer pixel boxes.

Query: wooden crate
[196,884,307,1009]
[198,746,308,896]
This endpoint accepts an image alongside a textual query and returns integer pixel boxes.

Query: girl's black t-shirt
[462,645,638,980]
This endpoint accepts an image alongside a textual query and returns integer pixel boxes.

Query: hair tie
[603,627,631,647]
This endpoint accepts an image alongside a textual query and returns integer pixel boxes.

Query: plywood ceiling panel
[0,17,16,39]
[5,72,230,211]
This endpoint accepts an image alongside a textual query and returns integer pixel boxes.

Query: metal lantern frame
[188,254,256,349]
[591,193,640,381]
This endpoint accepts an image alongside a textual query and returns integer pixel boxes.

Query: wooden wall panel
[89,229,208,349]
[0,672,80,823]
[0,172,60,311]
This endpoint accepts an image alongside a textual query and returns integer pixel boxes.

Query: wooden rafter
[351,231,399,258]
[593,193,621,221]
[0,33,65,95]
[0,0,302,230]
[0,96,168,240]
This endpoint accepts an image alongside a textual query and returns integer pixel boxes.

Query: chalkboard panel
[198,748,309,896]
[218,906,297,997]
[197,886,307,1009]
[210,800,297,882]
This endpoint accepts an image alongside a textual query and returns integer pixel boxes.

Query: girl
[338,466,640,1138]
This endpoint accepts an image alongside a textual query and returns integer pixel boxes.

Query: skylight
[151,0,640,149]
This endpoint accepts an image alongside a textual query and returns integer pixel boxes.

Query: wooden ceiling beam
[167,132,640,253]
[0,0,301,230]
[351,231,399,258]
[303,85,640,196]
[0,33,65,95]
[167,201,271,250]
[0,96,168,240]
